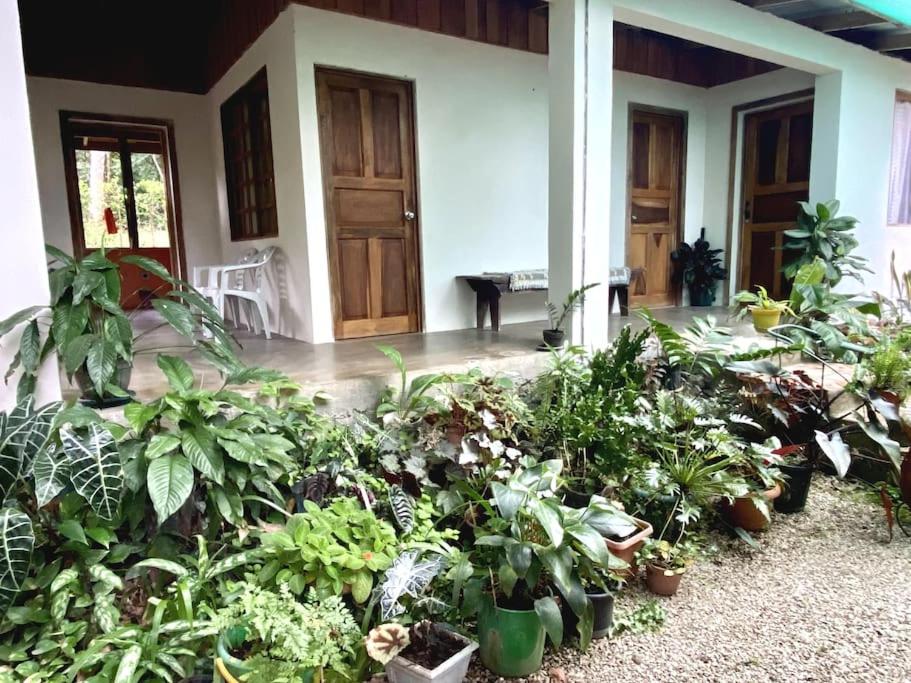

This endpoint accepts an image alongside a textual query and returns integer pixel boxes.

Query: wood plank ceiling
[18,0,781,95]
[735,0,911,62]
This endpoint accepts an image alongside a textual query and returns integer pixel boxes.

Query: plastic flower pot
[774,463,814,514]
[688,285,715,307]
[720,483,782,531]
[74,359,133,409]
[749,306,782,332]
[645,565,684,597]
[542,329,565,348]
[604,517,653,578]
[561,591,614,640]
[386,631,478,683]
[478,605,545,678]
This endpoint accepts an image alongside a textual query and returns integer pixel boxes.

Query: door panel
[317,69,422,340]
[626,110,684,308]
[740,100,814,298]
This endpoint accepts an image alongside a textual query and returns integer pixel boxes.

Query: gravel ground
[467,478,911,683]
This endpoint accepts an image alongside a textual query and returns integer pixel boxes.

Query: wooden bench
[458,268,644,332]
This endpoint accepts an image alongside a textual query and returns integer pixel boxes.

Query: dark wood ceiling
[735,0,911,63]
[17,0,781,95]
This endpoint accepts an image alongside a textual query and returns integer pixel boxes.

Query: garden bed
[467,479,911,682]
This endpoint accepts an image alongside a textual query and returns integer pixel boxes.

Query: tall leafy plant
[782,200,871,286]
[670,228,727,303]
[545,284,599,332]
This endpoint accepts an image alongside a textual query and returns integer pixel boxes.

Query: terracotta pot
[720,483,782,531]
[605,518,653,578]
[645,565,684,597]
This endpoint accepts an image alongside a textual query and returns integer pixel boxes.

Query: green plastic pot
[478,605,545,678]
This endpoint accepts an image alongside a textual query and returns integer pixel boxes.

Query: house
[3,0,911,409]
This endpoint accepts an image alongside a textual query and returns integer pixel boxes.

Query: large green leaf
[62,334,95,377]
[490,482,524,521]
[120,254,173,282]
[32,445,70,508]
[533,596,563,649]
[528,498,564,547]
[153,299,197,339]
[71,270,105,305]
[181,427,224,484]
[157,355,195,394]
[86,339,118,397]
[51,301,89,351]
[113,645,142,683]
[0,399,61,501]
[0,508,34,617]
[814,430,850,478]
[0,306,44,338]
[19,320,41,374]
[60,424,124,521]
[147,453,193,524]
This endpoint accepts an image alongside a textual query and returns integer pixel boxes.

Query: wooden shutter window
[220,68,278,241]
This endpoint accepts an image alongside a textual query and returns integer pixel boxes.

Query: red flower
[104,207,118,235]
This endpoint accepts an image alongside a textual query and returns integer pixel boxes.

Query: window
[888,92,911,226]
[221,68,278,240]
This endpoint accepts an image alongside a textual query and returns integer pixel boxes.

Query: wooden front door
[316,69,422,340]
[626,109,684,308]
[61,113,185,309]
[740,100,814,298]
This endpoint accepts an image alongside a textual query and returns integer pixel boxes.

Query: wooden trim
[59,111,187,280]
[722,88,815,302]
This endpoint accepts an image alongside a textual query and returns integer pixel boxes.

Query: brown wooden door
[316,69,422,340]
[740,100,814,298]
[626,110,684,308]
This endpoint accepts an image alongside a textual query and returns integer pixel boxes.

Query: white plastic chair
[192,249,257,320]
[215,247,276,339]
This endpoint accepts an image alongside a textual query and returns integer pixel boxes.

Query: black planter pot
[74,360,134,409]
[688,284,716,307]
[562,489,593,509]
[774,463,814,514]
[561,591,614,640]
[540,329,565,349]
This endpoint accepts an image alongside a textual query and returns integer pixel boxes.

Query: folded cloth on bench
[507,269,548,292]
[608,266,632,286]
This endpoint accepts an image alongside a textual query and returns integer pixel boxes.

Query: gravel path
[468,479,911,683]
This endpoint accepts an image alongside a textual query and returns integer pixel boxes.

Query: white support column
[0,0,61,410]
[548,0,614,349]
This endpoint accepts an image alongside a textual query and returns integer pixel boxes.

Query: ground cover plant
[0,202,908,681]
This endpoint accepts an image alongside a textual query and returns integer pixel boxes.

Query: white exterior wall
[26,78,222,276]
[0,4,60,410]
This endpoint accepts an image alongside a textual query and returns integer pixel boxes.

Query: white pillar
[0,0,61,410]
[548,0,614,349]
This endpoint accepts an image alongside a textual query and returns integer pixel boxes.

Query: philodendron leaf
[814,430,851,478]
[86,339,117,398]
[156,355,195,394]
[388,485,415,533]
[146,453,194,524]
[0,508,34,618]
[534,596,563,649]
[32,444,70,508]
[0,399,62,502]
[60,424,124,521]
[181,427,224,485]
[490,482,524,521]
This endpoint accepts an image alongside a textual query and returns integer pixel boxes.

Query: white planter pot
[385,631,478,683]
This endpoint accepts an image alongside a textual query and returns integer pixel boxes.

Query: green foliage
[636,537,700,575]
[213,583,360,681]
[860,335,911,398]
[670,228,727,300]
[545,283,599,332]
[611,600,666,637]
[258,498,397,604]
[782,200,870,286]
[732,285,794,318]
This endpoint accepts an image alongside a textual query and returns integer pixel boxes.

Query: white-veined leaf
[60,424,123,521]
[0,508,34,617]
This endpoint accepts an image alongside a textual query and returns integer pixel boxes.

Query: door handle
[404,210,416,221]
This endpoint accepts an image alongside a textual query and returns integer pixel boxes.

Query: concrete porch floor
[67,307,756,410]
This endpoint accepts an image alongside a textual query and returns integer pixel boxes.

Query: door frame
[314,65,425,340]
[59,111,187,280]
[624,104,687,308]
[724,89,815,301]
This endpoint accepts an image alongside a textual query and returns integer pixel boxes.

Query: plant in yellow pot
[733,286,794,332]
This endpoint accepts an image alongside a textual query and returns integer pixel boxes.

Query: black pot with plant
[670,228,727,307]
[540,283,599,350]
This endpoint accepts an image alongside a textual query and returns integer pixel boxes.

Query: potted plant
[213,582,361,682]
[719,439,785,532]
[368,621,478,683]
[472,460,625,676]
[602,514,653,578]
[1,246,237,407]
[636,538,699,597]
[670,228,727,306]
[561,559,623,641]
[733,285,795,332]
[541,283,599,349]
